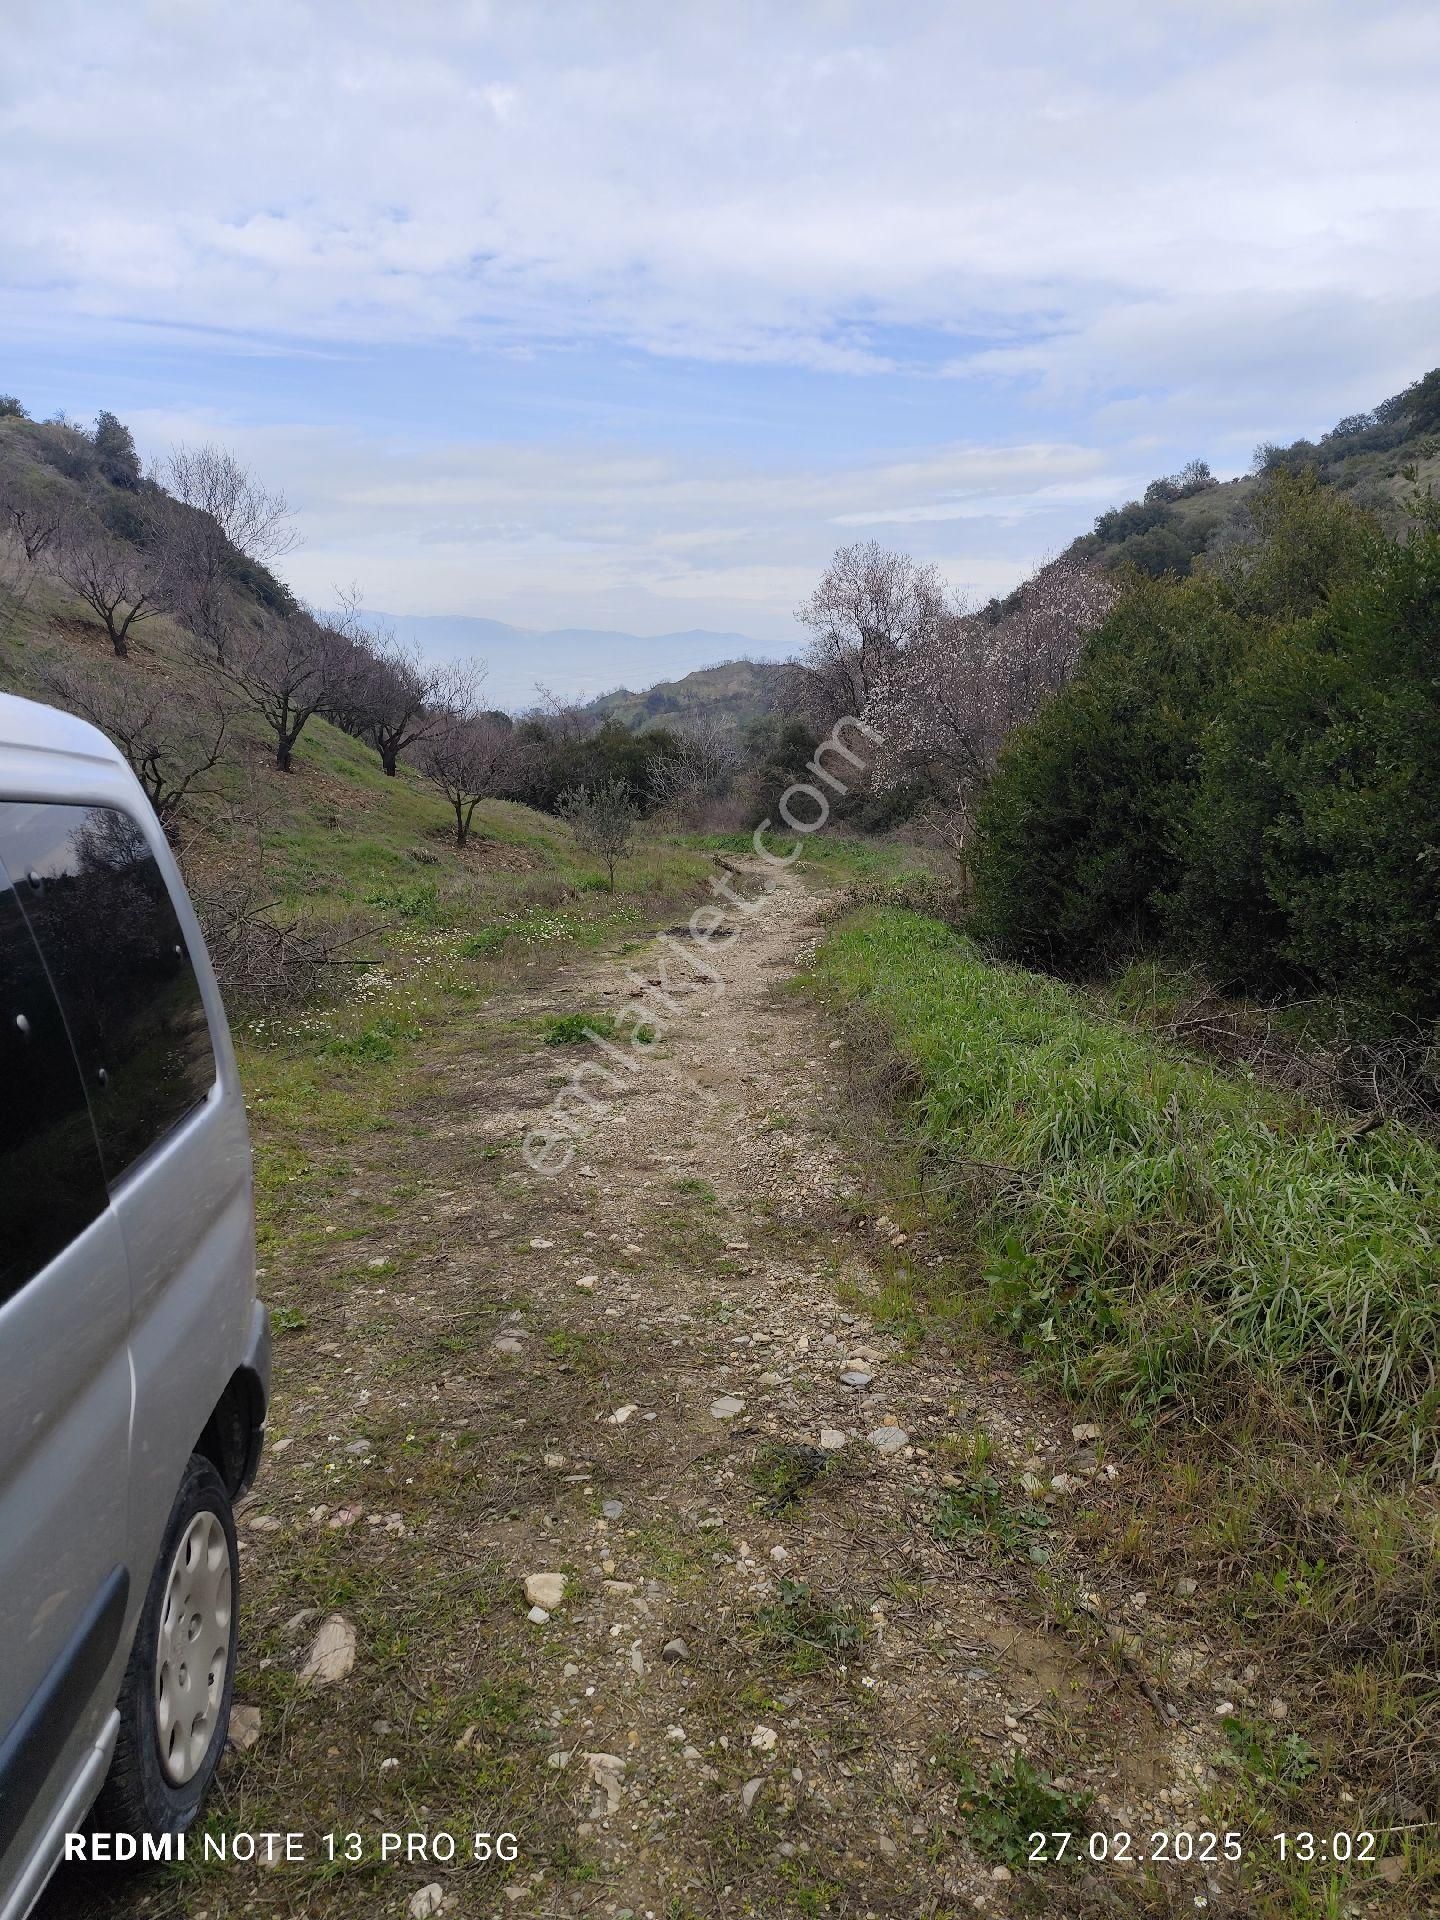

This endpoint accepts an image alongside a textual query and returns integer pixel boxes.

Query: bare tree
[163,443,297,563]
[524,683,597,742]
[219,608,345,770]
[328,593,487,775]
[55,516,172,657]
[648,716,740,819]
[38,657,235,838]
[559,777,637,891]
[414,712,516,845]
[3,471,69,563]
[159,444,297,666]
[788,540,951,727]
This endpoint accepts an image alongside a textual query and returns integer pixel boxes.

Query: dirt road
[45,865,1235,1920]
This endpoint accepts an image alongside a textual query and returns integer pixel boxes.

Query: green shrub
[972,474,1440,1036]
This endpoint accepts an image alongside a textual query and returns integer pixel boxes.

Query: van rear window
[0,863,109,1302]
[0,803,217,1184]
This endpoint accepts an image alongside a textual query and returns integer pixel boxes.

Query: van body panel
[0,693,265,1920]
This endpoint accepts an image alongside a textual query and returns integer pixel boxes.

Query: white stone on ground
[299,1615,356,1685]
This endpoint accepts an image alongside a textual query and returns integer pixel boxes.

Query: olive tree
[558,777,636,891]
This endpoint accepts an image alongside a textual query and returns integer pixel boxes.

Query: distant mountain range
[373,613,782,713]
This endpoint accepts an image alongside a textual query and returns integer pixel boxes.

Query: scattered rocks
[492,1335,526,1355]
[607,1404,638,1424]
[583,1750,626,1817]
[524,1572,567,1610]
[838,1368,873,1389]
[409,1886,444,1920]
[576,1276,597,1291]
[710,1394,745,1419]
[344,1438,372,1456]
[661,1638,690,1664]
[601,1498,624,1520]
[1175,1576,1198,1599]
[227,1703,262,1751]
[818,1428,846,1450]
[757,1370,782,1388]
[1072,1422,1100,1443]
[299,1615,356,1685]
[529,1237,554,1249]
[750,1724,778,1751]
[740,1776,765,1811]
[868,1425,908,1454]
[527,1606,551,1625]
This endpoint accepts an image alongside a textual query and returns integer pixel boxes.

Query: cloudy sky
[3,0,1437,681]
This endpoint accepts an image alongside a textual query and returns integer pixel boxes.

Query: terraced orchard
[42,867,1430,1920]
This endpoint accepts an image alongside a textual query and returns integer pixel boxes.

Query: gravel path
[42,863,1241,1920]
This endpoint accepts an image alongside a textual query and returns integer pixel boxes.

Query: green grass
[948,1749,1092,1869]
[543,1009,654,1046]
[750,1441,835,1512]
[806,904,1440,1900]
[809,908,1440,1474]
[752,1578,865,1676]
[931,1476,1054,1560]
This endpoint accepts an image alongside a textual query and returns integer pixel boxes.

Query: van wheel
[95,1454,240,1837]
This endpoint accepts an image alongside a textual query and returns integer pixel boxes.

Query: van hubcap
[154,1511,232,1785]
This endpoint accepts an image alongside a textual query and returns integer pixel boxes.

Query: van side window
[0,859,109,1303]
[0,803,217,1184]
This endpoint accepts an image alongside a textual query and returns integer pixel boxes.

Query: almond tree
[787,540,951,727]
[4,471,68,563]
[162,444,297,664]
[220,608,346,770]
[327,596,487,777]
[414,712,516,845]
[39,657,235,839]
[867,555,1117,819]
[55,516,172,657]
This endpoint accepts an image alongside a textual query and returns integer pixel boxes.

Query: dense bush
[1183,501,1440,1025]
[973,475,1440,1035]
[971,575,1249,967]
[507,716,683,814]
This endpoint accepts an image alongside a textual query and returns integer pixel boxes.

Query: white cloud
[127,407,1110,635]
[5,2,1435,641]
[3,0,1437,388]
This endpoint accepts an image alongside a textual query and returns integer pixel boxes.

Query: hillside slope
[0,406,718,993]
[583,655,784,732]
[1053,364,1440,586]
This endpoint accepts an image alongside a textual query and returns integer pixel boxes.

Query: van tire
[94,1454,240,1839]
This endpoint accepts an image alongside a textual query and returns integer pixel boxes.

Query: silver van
[0,692,269,1917]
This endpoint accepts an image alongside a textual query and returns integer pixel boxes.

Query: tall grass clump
[813,908,1440,1475]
